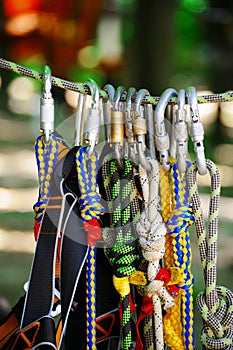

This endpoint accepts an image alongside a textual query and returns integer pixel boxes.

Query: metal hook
[111,86,125,169]
[134,89,151,171]
[83,79,100,158]
[125,87,137,165]
[175,89,188,174]
[103,84,115,143]
[40,65,54,144]
[154,88,178,171]
[188,86,207,175]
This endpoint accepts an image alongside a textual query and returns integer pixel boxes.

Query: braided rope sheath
[166,161,195,350]
[76,146,105,350]
[187,160,233,350]
[160,165,185,350]
[99,145,145,350]
[1,58,233,104]
[136,158,174,350]
[33,134,59,224]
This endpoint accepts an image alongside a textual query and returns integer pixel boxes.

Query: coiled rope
[166,160,195,349]
[99,144,146,350]
[33,134,59,237]
[76,146,105,350]
[136,158,174,350]
[187,159,233,350]
[1,58,233,104]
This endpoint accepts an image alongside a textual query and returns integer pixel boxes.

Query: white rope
[136,158,174,350]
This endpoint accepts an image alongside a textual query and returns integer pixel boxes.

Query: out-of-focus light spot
[215,144,233,166]
[7,77,35,101]
[183,0,207,13]
[197,90,219,125]
[5,12,38,36]
[0,75,2,89]
[64,90,79,109]
[0,187,37,212]
[220,100,233,128]
[78,46,100,69]
[97,15,123,67]
[197,164,233,187]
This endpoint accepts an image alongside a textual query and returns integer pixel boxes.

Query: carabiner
[175,89,188,174]
[74,93,85,146]
[83,79,100,158]
[103,84,115,143]
[134,88,151,171]
[110,86,125,169]
[40,65,54,144]
[154,88,178,171]
[188,86,207,175]
[124,87,137,164]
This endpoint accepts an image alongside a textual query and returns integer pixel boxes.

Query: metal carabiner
[124,87,137,164]
[175,89,188,174]
[103,84,115,143]
[83,78,100,158]
[134,88,151,171]
[188,86,207,175]
[110,86,125,169]
[74,93,85,147]
[40,65,54,144]
[154,88,178,171]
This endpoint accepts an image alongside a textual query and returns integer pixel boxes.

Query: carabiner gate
[40,65,54,144]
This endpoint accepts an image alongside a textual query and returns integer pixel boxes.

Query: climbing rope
[136,158,174,350]
[166,160,195,350]
[187,159,233,350]
[99,144,146,350]
[33,134,59,237]
[160,165,185,350]
[1,57,233,104]
[76,146,105,350]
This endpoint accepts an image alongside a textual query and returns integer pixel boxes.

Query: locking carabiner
[103,84,115,143]
[134,89,151,171]
[40,65,54,144]
[154,88,178,171]
[83,78,100,158]
[110,86,125,169]
[124,87,137,164]
[74,93,85,147]
[188,86,207,175]
[175,89,188,174]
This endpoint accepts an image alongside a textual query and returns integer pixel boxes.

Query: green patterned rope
[187,159,233,350]
[1,58,233,104]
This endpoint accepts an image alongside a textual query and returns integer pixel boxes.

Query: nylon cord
[1,58,233,105]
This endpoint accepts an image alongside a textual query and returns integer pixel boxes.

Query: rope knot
[113,271,147,296]
[84,218,102,246]
[166,205,194,236]
[79,191,105,222]
[197,286,233,349]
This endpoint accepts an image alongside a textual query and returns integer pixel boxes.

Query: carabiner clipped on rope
[40,65,54,144]
[188,86,207,175]
[124,87,137,164]
[175,89,188,174]
[83,78,100,158]
[103,84,115,143]
[110,85,125,169]
[134,88,151,171]
[154,88,178,171]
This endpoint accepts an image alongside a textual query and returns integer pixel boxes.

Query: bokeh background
[0,0,232,346]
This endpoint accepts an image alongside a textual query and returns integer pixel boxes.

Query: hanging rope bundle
[187,159,233,350]
[99,144,146,350]
[166,160,195,349]
[33,134,59,238]
[135,158,174,350]
[76,146,105,350]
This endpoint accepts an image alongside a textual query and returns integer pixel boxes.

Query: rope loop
[197,286,233,349]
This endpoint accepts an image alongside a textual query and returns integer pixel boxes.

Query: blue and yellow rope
[76,146,105,350]
[33,134,59,224]
[166,160,195,350]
